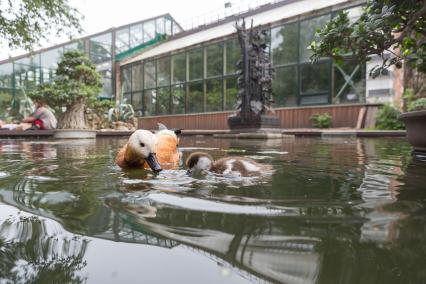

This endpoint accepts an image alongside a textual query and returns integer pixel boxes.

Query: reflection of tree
[0,207,88,283]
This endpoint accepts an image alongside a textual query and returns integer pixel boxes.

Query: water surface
[0,136,425,284]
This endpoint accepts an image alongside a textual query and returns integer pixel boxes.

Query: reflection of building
[1,0,403,127]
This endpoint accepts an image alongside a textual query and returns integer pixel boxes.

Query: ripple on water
[0,171,9,179]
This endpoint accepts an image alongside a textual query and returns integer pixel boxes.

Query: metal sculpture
[228,19,280,131]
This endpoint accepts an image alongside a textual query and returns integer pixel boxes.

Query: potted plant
[29,50,103,138]
[399,88,426,153]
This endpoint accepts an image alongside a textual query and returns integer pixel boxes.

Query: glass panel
[143,89,156,116]
[165,17,172,35]
[143,20,156,42]
[132,92,143,110]
[172,53,186,83]
[206,44,223,78]
[333,60,365,104]
[272,66,298,107]
[123,93,132,105]
[188,48,203,80]
[172,21,183,35]
[156,87,170,115]
[0,90,13,119]
[132,64,143,91]
[300,94,329,105]
[116,28,130,53]
[171,83,185,114]
[157,57,170,87]
[130,24,144,48]
[0,63,13,88]
[100,78,112,98]
[206,79,222,112]
[226,39,241,75]
[90,33,112,64]
[156,17,165,35]
[40,47,63,69]
[121,67,132,93]
[271,22,298,66]
[225,76,238,110]
[300,62,330,96]
[187,81,203,113]
[299,14,331,62]
[144,61,156,89]
[64,40,85,52]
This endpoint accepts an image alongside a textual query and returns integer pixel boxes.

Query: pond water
[0,136,425,284]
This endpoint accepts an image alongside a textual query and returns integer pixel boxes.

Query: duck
[144,123,181,170]
[115,129,162,173]
[186,152,272,177]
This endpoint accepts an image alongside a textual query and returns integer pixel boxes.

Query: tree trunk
[58,102,87,129]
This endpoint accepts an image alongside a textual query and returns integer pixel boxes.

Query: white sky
[0,0,258,61]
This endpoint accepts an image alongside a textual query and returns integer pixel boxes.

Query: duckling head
[186,152,213,175]
[128,130,162,173]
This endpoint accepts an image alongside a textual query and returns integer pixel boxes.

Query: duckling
[116,129,162,173]
[143,123,181,170]
[186,152,272,177]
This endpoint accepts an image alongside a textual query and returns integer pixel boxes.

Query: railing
[177,0,288,32]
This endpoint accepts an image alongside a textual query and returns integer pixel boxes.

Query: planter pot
[54,129,96,139]
[399,110,426,153]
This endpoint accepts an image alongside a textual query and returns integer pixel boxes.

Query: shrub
[375,104,405,130]
[408,98,426,111]
[310,113,332,128]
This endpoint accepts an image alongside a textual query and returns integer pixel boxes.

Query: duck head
[128,130,162,173]
[186,152,213,175]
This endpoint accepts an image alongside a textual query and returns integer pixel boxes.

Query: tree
[310,0,426,77]
[29,50,103,129]
[0,0,82,51]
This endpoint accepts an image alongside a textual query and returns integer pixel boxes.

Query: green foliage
[404,88,426,111]
[375,104,405,130]
[29,50,102,111]
[311,1,426,75]
[310,113,332,128]
[0,0,82,51]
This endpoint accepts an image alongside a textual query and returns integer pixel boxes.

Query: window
[115,28,130,53]
[187,81,204,113]
[299,14,331,62]
[132,92,143,110]
[333,60,365,104]
[143,21,156,42]
[225,77,238,110]
[300,62,330,100]
[156,17,165,35]
[206,44,223,77]
[271,22,298,66]
[121,67,132,93]
[188,49,203,80]
[132,64,143,91]
[273,66,298,107]
[130,24,144,47]
[206,79,222,112]
[225,39,241,75]
[172,53,186,83]
[171,84,185,114]
[143,89,156,116]
[144,61,156,89]
[157,57,170,87]
[156,87,170,115]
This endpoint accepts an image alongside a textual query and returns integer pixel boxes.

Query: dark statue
[228,19,280,132]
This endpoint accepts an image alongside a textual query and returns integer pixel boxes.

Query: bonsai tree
[310,0,426,110]
[30,50,103,129]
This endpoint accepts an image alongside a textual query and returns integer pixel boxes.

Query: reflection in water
[0,137,425,283]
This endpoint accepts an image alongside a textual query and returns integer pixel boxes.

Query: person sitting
[22,100,57,130]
